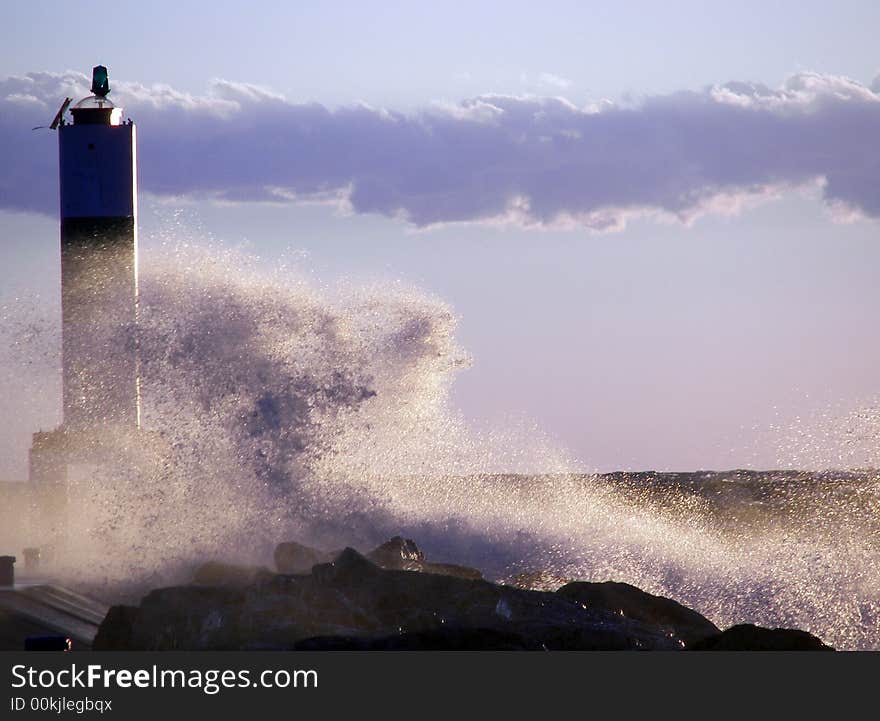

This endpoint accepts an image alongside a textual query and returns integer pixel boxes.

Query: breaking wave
[1,229,878,649]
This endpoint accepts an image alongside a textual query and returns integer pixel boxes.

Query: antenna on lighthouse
[48,98,72,130]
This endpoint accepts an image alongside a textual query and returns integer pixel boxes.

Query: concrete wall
[0,481,35,555]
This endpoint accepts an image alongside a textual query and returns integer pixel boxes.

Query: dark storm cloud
[2,70,879,229]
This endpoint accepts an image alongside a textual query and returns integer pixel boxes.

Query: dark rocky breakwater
[94,537,832,651]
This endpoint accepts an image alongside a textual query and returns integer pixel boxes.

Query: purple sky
[2,2,880,476]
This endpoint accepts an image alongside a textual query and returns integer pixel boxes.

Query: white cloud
[2,70,879,230]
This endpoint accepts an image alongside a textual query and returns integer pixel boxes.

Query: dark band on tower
[58,65,140,430]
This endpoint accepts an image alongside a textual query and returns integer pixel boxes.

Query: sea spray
[1,234,878,649]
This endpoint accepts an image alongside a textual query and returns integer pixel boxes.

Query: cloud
[2,69,879,229]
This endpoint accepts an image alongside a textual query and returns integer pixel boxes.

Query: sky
[2,1,880,474]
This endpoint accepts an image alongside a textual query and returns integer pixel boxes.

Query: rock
[295,627,544,650]
[98,551,681,650]
[127,586,247,650]
[92,605,139,651]
[366,536,424,569]
[94,540,825,652]
[420,561,483,580]
[513,622,668,651]
[301,550,677,650]
[510,570,569,591]
[365,537,483,580]
[312,547,384,586]
[192,561,273,587]
[691,624,834,651]
[557,581,720,647]
[274,540,332,574]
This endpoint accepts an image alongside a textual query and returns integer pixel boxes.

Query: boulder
[691,624,833,651]
[96,549,679,650]
[420,561,483,580]
[510,570,569,591]
[92,541,827,652]
[128,586,247,650]
[299,549,677,650]
[557,581,720,647]
[365,537,483,580]
[366,536,424,569]
[240,571,382,646]
[295,627,544,650]
[274,540,332,574]
[92,605,139,651]
[311,548,385,587]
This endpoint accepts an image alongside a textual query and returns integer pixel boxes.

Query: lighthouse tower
[28,66,141,553]
[60,65,140,430]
